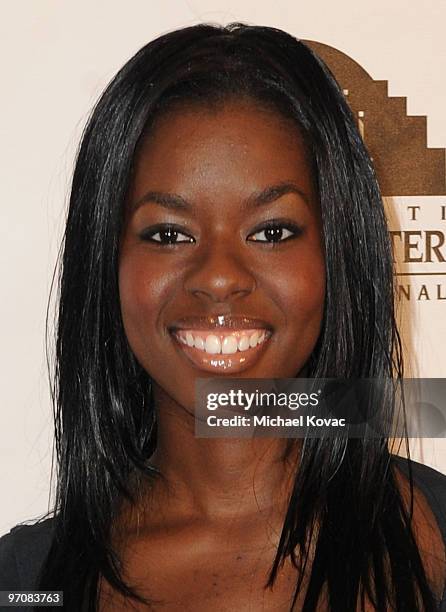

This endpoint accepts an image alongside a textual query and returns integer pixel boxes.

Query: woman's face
[119,99,326,411]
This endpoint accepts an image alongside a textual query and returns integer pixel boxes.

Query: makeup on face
[118,100,326,410]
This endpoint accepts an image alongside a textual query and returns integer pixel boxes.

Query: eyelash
[139,224,194,245]
[139,220,303,246]
[248,220,303,244]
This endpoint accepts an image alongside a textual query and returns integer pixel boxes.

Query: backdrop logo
[305,41,446,301]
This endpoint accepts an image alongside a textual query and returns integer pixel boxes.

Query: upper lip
[168,315,274,332]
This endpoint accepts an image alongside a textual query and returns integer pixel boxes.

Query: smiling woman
[1,22,445,612]
[119,101,325,390]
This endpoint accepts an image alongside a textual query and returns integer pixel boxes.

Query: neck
[145,384,299,522]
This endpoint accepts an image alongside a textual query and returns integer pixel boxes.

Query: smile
[175,328,270,353]
[170,328,273,373]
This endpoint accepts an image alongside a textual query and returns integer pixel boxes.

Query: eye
[247,220,303,244]
[139,224,195,245]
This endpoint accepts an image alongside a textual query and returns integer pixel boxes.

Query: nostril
[184,256,256,303]
[189,284,256,304]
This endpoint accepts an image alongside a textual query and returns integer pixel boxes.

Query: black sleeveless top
[1,455,446,609]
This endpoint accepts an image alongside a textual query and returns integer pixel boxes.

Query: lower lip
[170,331,272,374]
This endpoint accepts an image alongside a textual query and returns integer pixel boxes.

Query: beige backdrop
[1,0,445,533]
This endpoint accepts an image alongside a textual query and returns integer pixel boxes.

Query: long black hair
[38,22,439,610]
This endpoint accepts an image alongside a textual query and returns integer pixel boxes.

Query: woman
[1,22,445,611]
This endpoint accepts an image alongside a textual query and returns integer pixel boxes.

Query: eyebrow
[131,181,310,214]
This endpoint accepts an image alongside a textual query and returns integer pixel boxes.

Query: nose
[184,244,256,304]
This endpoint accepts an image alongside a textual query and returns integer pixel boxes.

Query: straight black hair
[38,22,440,610]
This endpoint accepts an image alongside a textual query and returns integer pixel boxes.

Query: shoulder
[391,454,446,606]
[0,516,56,589]
[391,453,446,486]
[391,455,446,535]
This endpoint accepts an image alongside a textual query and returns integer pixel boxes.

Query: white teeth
[194,336,205,350]
[205,334,221,354]
[176,330,270,354]
[221,336,238,354]
[249,331,260,348]
[238,335,250,352]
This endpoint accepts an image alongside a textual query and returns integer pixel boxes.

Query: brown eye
[140,224,195,245]
[247,221,303,243]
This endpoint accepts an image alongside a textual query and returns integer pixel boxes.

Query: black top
[1,456,445,609]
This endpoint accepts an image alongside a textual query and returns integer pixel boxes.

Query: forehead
[128,100,315,207]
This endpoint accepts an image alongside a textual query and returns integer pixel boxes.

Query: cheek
[118,254,174,351]
[271,246,326,344]
[286,274,325,330]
